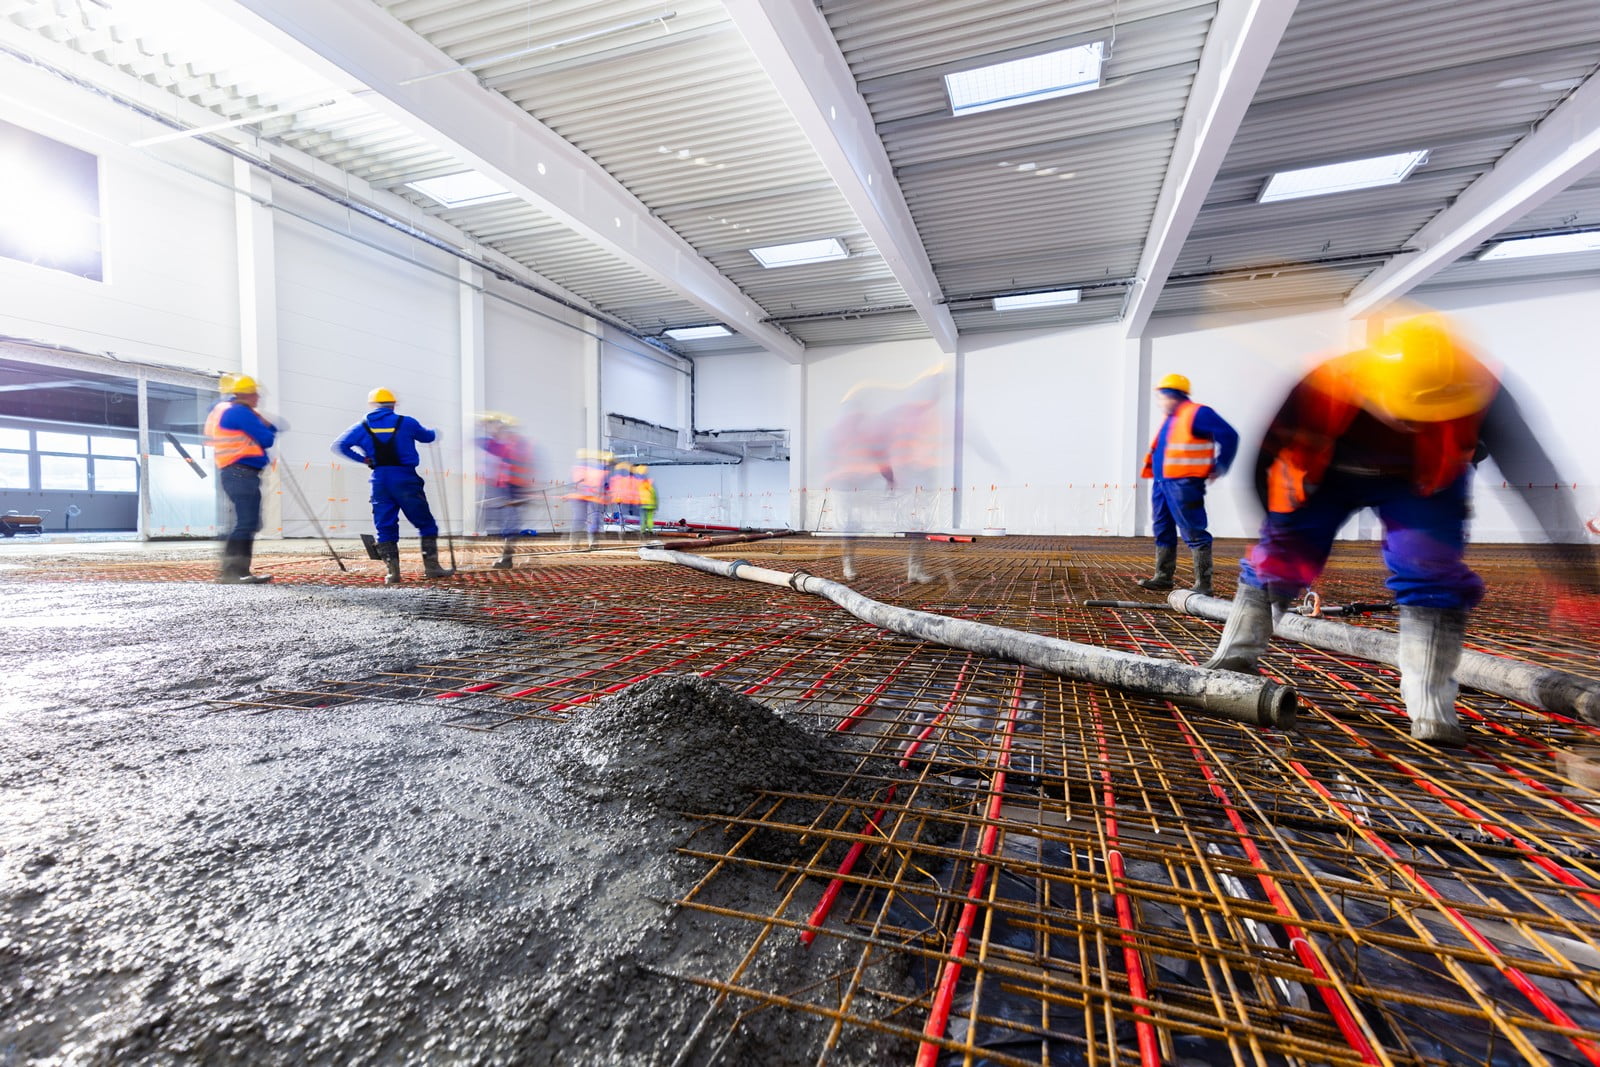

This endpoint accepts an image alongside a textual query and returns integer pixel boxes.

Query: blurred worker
[1136,373,1239,596]
[1203,314,1600,744]
[566,449,610,549]
[477,413,534,569]
[610,459,639,538]
[205,374,277,584]
[334,387,455,584]
[635,465,658,536]
[827,368,946,583]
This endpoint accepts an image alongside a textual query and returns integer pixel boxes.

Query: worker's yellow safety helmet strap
[1358,316,1495,423]
[1155,373,1191,394]
[369,387,397,404]
[221,374,259,395]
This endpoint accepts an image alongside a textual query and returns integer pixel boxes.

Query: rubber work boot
[1188,542,1214,597]
[491,538,516,569]
[1397,606,1469,745]
[1200,584,1278,673]
[216,541,272,584]
[420,536,456,579]
[1135,544,1177,591]
[377,541,402,585]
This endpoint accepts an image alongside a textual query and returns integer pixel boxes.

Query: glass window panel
[91,435,138,457]
[37,431,88,454]
[93,457,138,492]
[0,451,28,488]
[39,454,88,490]
[0,427,27,450]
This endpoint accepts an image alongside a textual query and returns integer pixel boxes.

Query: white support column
[951,347,967,530]
[233,157,282,539]
[790,359,809,530]
[582,323,603,454]
[458,259,486,537]
[1120,335,1154,537]
[136,375,150,540]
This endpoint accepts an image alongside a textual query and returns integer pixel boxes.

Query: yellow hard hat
[1357,315,1495,423]
[1155,373,1191,394]
[368,387,397,404]
[632,464,648,474]
[221,374,258,395]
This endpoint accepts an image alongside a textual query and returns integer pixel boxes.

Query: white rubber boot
[1398,606,1469,745]
[1201,584,1279,673]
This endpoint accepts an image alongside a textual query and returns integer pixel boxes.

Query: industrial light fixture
[1478,229,1600,260]
[1259,150,1429,202]
[663,324,732,340]
[399,11,678,85]
[406,171,515,208]
[748,237,849,269]
[945,42,1105,117]
[992,289,1081,311]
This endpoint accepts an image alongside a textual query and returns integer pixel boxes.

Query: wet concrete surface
[1,581,913,1065]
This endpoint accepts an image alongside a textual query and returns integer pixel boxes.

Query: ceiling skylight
[1478,230,1600,260]
[748,237,849,269]
[1259,150,1429,202]
[663,325,732,340]
[992,289,1081,311]
[406,172,515,208]
[945,42,1105,117]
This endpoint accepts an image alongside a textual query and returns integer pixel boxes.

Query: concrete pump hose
[1168,589,1600,725]
[640,548,1296,729]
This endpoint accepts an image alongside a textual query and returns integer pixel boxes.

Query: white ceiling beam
[724,0,958,353]
[1122,0,1299,339]
[203,0,804,361]
[1345,70,1600,319]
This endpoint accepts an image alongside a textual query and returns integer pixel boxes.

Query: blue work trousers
[1239,470,1484,610]
[220,464,263,543]
[370,466,439,543]
[1151,476,1212,549]
[571,499,603,534]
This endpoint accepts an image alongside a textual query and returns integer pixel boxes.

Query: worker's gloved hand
[1550,589,1600,629]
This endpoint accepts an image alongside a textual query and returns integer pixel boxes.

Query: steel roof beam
[203,0,803,361]
[1122,0,1300,339]
[723,0,958,353]
[1345,70,1600,319]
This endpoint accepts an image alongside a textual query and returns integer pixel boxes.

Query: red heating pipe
[915,670,1025,1067]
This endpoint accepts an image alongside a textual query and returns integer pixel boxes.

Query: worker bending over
[1203,314,1600,744]
[335,387,455,584]
[205,374,277,584]
[1137,373,1238,597]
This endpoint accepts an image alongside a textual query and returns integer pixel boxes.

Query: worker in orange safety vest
[1136,373,1238,597]
[204,374,278,584]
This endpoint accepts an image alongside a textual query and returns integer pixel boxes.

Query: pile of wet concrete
[1,582,912,1066]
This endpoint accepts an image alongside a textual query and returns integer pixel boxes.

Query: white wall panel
[482,288,589,495]
[652,460,792,529]
[694,350,793,430]
[601,337,683,430]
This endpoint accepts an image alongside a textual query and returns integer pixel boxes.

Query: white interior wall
[601,338,685,430]
[693,350,793,430]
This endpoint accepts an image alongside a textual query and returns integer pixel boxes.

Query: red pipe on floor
[915,669,1025,1067]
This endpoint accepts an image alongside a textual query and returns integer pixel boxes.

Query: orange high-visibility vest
[566,462,608,503]
[204,401,265,468]
[1142,401,1216,479]
[609,468,639,505]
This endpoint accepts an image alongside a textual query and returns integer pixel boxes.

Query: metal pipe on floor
[1168,589,1600,725]
[640,548,1297,728]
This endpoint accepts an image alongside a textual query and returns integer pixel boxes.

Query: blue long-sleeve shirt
[334,408,437,468]
[1153,403,1239,478]
[216,402,277,470]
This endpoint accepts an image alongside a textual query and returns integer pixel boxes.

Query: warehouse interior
[3,1,1600,1064]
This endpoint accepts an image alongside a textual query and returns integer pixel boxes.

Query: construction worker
[635,465,658,535]
[205,374,277,584]
[1202,314,1600,744]
[565,449,609,549]
[1136,373,1238,596]
[477,413,534,569]
[610,460,639,537]
[334,387,455,584]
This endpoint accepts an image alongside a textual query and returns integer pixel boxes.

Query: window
[91,435,138,457]
[0,426,27,450]
[37,430,88,454]
[1259,151,1429,203]
[748,238,849,269]
[0,118,103,281]
[0,451,26,489]
[945,43,1105,117]
[93,458,138,492]
[39,454,88,490]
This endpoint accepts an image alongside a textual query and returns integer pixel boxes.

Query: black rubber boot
[1188,542,1214,597]
[215,541,245,584]
[377,541,402,585]
[421,536,456,579]
[1398,606,1469,745]
[1135,544,1177,591]
[492,538,516,569]
[1201,584,1279,673]
[234,538,272,584]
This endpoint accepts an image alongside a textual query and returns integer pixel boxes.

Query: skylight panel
[992,289,1081,311]
[1478,230,1600,260]
[406,172,515,208]
[1259,150,1429,202]
[748,238,849,269]
[945,42,1105,117]
[663,325,732,340]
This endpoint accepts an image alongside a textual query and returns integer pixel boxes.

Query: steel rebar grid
[16,535,1600,1064]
